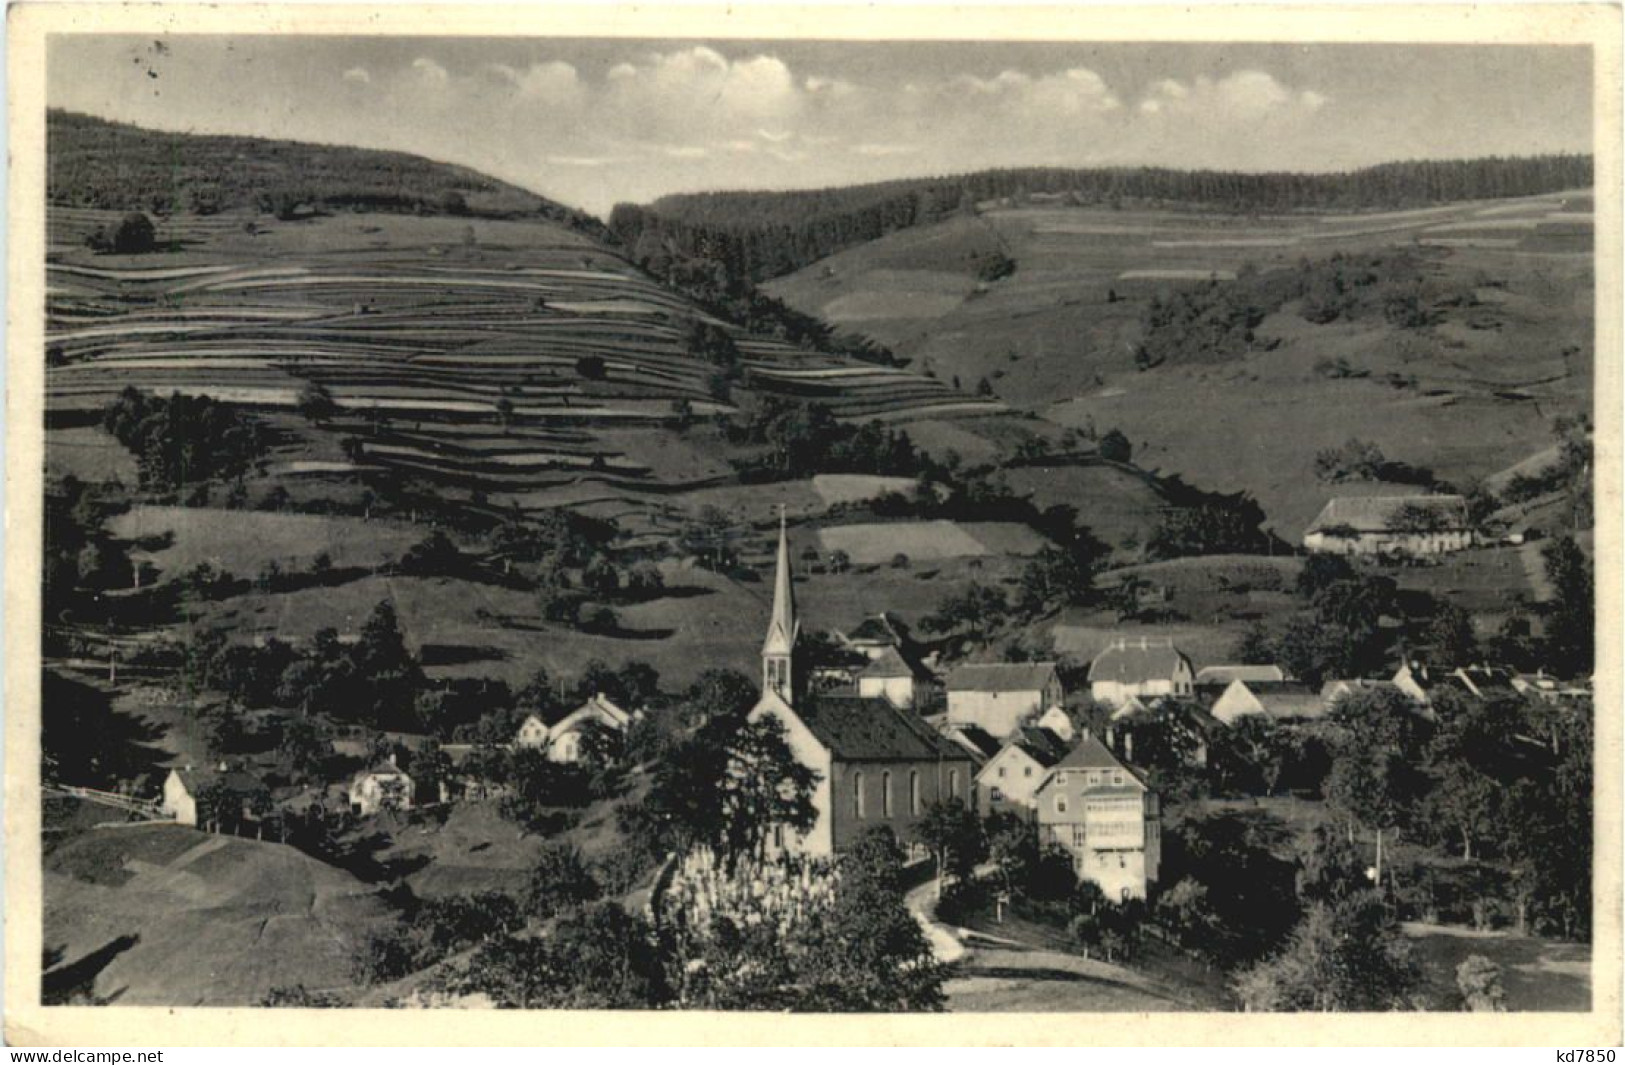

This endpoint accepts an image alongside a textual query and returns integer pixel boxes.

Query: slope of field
[47,204,994,512]
[48,108,593,229]
[44,818,388,1006]
[767,191,1593,537]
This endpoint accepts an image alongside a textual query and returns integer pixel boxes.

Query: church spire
[762,508,797,702]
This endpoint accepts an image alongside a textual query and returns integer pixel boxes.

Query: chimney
[1124,731,1135,763]
[387,752,398,768]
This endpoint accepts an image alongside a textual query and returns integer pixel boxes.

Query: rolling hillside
[44,115,1003,518]
[43,815,389,1006]
[765,190,1594,538]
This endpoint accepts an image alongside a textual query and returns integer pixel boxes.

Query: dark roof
[1306,495,1470,535]
[945,661,1058,693]
[173,767,262,794]
[802,695,973,763]
[859,646,917,680]
[1010,726,1070,767]
[941,722,1003,762]
[1088,639,1191,684]
[846,613,908,645]
[1054,733,1126,771]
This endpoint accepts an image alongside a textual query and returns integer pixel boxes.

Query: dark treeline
[47,110,608,238]
[610,155,1593,282]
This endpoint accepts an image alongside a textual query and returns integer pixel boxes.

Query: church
[748,518,976,857]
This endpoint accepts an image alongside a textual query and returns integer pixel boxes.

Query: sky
[48,37,1593,217]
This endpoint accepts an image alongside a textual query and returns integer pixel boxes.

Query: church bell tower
[762,511,799,705]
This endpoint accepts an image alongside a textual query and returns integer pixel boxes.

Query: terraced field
[46,207,994,509]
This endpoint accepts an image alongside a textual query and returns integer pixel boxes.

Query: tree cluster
[102,387,268,492]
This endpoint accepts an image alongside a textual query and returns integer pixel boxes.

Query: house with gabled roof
[856,645,927,710]
[161,765,265,828]
[1195,664,1285,701]
[1304,495,1473,557]
[977,726,1071,820]
[1088,636,1194,706]
[749,518,976,857]
[350,759,414,817]
[945,661,1063,739]
[545,693,633,763]
[1034,735,1161,901]
[1211,679,1326,725]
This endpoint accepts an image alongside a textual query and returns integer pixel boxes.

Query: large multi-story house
[749,519,975,857]
[1087,636,1194,706]
[945,661,1064,739]
[1034,735,1161,901]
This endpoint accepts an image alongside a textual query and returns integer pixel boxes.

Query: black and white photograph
[7,2,1619,1042]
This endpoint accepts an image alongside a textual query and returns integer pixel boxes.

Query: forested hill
[609,154,1594,282]
[47,110,608,237]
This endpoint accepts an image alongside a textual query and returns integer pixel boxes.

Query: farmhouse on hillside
[349,760,414,817]
[1210,679,1326,725]
[977,726,1071,820]
[945,661,1064,738]
[747,519,976,857]
[1034,734,1162,901]
[1087,636,1194,706]
[1303,495,1473,556]
[161,766,264,828]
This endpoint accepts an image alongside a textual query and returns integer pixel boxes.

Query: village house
[1303,495,1473,557]
[1511,669,1591,705]
[160,765,264,828]
[748,519,976,857]
[514,714,551,748]
[1087,636,1194,706]
[945,661,1064,739]
[1033,735,1161,901]
[1210,679,1326,725]
[855,645,926,710]
[841,612,914,661]
[1194,664,1285,702]
[544,694,634,763]
[976,726,1071,820]
[349,759,415,817]
[511,694,634,762]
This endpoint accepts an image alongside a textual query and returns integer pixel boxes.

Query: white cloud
[411,57,449,90]
[342,67,370,85]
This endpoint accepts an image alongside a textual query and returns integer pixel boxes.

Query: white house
[349,761,414,816]
[545,693,633,763]
[161,766,262,828]
[514,714,551,749]
[1088,637,1194,706]
[855,646,921,709]
[1303,495,1473,557]
[976,727,1070,819]
[945,662,1064,739]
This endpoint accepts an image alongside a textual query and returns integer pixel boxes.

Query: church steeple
[762,509,798,703]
